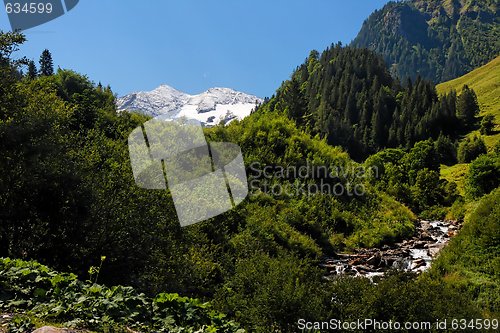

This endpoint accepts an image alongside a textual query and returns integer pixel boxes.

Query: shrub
[411,168,442,212]
[434,134,457,165]
[465,153,500,199]
[326,272,480,325]
[420,206,448,220]
[215,252,326,332]
[480,114,495,135]
[448,197,467,221]
[457,135,487,163]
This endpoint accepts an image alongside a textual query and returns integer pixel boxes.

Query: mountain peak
[117,84,262,125]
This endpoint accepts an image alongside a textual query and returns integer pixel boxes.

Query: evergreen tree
[456,85,480,128]
[39,49,54,76]
[283,78,308,126]
[27,60,37,79]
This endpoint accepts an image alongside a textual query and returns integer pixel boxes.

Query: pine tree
[27,60,37,79]
[283,78,307,126]
[39,49,54,76]
[456,85,480,128]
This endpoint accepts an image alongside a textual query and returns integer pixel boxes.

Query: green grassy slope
[437,55,500,150]
[438,56,500,187]
[441,163,469,196]
[436,55,500,116]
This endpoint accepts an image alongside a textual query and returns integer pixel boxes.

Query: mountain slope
[437,55,500,150]
[352,0,500,83]
[430,187,500,315]
[117,85,262,125]
[438,57,499,198]
[437,55,500,116]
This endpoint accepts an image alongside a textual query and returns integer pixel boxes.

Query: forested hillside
[352,0,500,83]
[257,45,478,160]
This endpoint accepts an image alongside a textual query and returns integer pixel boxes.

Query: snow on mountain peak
[117,85,262,125]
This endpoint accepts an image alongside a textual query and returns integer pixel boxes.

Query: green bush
[420,206,448,220]
[411,168,442,212]
[214,252,326,333]
[465,153,500,199]
[449,197,467,221]
[457,135,487,163]
[326,272,480,325]
[434,134,457,165]
[480,114,495,135]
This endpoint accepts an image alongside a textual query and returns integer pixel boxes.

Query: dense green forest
[257,45,479,160]
[352,0,500,83]
[1,25,499,333]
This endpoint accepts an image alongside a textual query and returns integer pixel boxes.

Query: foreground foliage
[0,258,244,333]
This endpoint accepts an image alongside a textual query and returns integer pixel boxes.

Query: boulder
[411,259,427,270]
[413,241,428,249]
[366,253,382,266]
[428,243,446,257]
[384,256,399,266]
[348,257,364,266]
[419,231,434,241]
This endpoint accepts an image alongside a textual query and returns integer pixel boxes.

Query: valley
[0,0,498,331]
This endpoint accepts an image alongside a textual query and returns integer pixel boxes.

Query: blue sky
[1,0,389,97]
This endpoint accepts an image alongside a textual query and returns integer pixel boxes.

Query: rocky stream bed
[322,220,461,280]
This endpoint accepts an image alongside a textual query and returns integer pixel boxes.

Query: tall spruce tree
[27,60,37,79]
[39,49,54,76]
[456,85,480,128]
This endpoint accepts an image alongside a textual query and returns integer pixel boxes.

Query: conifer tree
[27,60,37,79]
[456,85,480,128]
[39,49,54,76]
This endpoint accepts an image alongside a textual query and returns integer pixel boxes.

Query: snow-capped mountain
[117,85,262,125]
